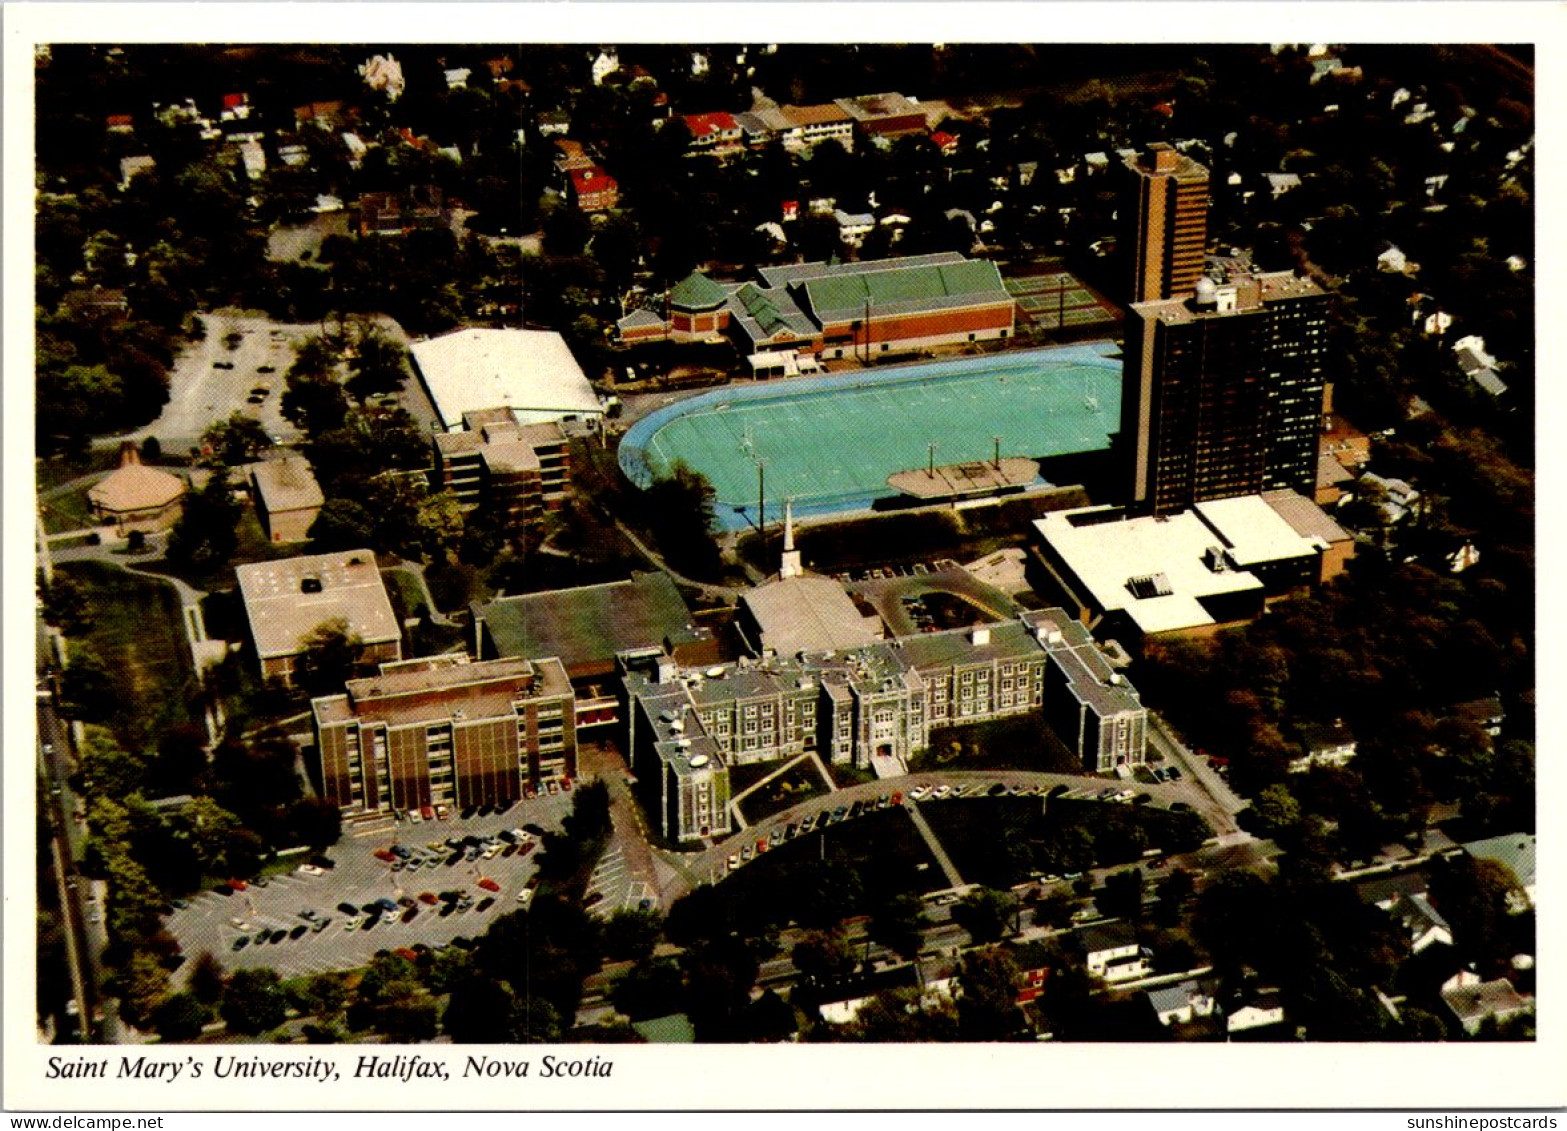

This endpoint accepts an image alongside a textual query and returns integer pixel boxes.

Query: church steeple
[779,498,802,579]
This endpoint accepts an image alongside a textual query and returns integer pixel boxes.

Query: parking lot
[166,790,577,984]
[120,310,437,453]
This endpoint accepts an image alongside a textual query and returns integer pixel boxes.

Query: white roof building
[409,328,603,432]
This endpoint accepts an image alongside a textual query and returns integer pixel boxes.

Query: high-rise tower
[1122,259,1329,513]
[1122,143,1210,305]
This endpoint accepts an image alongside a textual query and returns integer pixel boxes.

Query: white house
[1148,980,1217,1027]
[1227,991,1285,1033]
[1079,923,1148,983]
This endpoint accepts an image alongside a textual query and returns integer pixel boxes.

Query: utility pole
[756,459,767,539]
[928,441,938,479]
[993,435,1002,470]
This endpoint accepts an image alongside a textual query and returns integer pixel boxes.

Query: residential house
[1266,172,1302,198]
[1290,720,1357,773]
[1226,991,1286,1034]
[568,166,619,213]
[360,55,405,100]
[833,209,875,248]
[358,186,446,236]
[1460,833,1535,910]
[119,155,156,190]
[684,111,745,155]
[1440,971,1532,1035]
[1078,922,1147,983]
[1148,979,1218,1027]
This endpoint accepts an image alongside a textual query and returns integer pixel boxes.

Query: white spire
[780,498,802,579]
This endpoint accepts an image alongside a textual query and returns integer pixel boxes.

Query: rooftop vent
[1126,573,1172,600]
[971,627,991,646]
[1203,546,1230,573]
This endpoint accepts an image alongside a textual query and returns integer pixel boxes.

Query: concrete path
[903,800,966,889]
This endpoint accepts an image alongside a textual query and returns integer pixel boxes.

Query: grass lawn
[39,483,98,535]
[380,568,428,618]
[910,712,1082,775]
[825,762,877,789]
[36,449,120,494]
[734,760,831,825]
[58,560,197,743]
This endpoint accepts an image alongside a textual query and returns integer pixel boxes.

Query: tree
[869,894,931,971]
[115,949,174,1030]
[951,887,1017,945]
[287,797,342,851]
[1153,868,1197,928]
[307,499,378,553]
[345,330,410,403]
[1244,783,1304,839]
[292,618,362,698]
[78,726,146,798]
[220,968,287,1035]
[608,958,685,1022]
[602,908,663,963]
[151,992,209,1042]
[59,643,117,723]
[1097,868,1146,922]
[643,460,721,579]
[187,951,227,1006]
[200,412,273,466]
[957,947,1024,1041]
[791,929,856,986]
[165,472,240,575]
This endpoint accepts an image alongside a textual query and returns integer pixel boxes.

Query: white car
[296,864,325,877]
[933,785,952,799]
[515,889,533,907]
[728,853,740,871]
[343,917,361,931]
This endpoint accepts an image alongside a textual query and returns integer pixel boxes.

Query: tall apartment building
[1122,143,1210,305]
[1122,258,1329,513]
[312,654,576,815]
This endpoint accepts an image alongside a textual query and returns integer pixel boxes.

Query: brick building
[236,550,402,686]
[312,654,576,814]
[248,455,325,543]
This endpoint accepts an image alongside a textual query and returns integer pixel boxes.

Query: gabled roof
[684,110,739,139]
[799,257,1010,322]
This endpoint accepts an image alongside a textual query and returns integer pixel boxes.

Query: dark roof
[1077,921,1138,954]
[473,572,700,678]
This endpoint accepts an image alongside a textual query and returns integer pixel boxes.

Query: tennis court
[621,343,1122,528]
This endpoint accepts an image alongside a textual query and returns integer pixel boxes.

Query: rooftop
[741,575,884,656]
[409,328,601,432]
[1194,495,1320,568]
[1461,833,1535,890]
[236,550,400,661]
[313,655,571,730]
[474,572,701,678]
[248,455,324,514]
[87,451,185,513]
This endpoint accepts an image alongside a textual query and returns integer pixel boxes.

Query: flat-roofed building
[312,654,576,814]
[1032,496,1334,649]
[236,550,402,685]
[739,575,884,656]
[834,91,928,139]
[1124,258,1328,513]
[409,328,603,433]
[1121,143,1209,304]
[248,455,325,543]
[431,408,570,527]
[1260,487,1355,583]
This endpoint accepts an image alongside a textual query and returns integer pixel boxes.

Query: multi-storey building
[624,610,1147,842]
[1121,143,1209,305]
[236,549,402,686]
[1122,257,1329,513]
[312,654,576,815]
[430,408,571,528]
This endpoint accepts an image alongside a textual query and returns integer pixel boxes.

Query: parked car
[418,892,438,905]
[477,877,500,893]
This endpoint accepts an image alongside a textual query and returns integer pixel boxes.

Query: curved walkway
[662,765,1245,902]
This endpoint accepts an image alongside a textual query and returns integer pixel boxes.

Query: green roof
[669,271,728,312]
[802,259,1009,320]
[473,572,699,678]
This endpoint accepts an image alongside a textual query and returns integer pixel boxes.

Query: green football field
[639,352,1122,510]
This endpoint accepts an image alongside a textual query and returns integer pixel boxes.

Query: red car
[394,947,418,961]
[228,878,249,892]
[518,842,536,857]
[756,838,768,854]
[373,849,397,863]
[477,877,500,893]
[420,805,435,821]
[890,792,903,806]
[561,778,573,792]
[418,892,438,905]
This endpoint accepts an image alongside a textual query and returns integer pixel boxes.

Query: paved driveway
[167,790,577,982]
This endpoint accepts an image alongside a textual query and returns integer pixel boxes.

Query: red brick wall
[819,301,1014,346]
